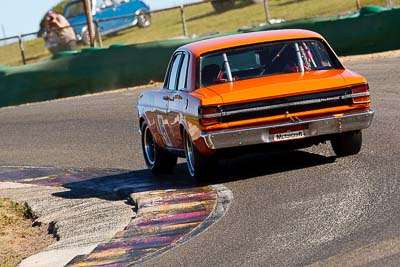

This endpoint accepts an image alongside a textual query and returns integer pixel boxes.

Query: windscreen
[64,2,85,18]
[199,39,340,87]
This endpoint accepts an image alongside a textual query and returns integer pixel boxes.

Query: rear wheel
[331,130,362,157]
[141,122,177,174]
[211,0,235,13]
[184,131,217,182]
[137,10,151,28]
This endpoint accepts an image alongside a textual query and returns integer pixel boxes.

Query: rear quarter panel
[138,90,166,147]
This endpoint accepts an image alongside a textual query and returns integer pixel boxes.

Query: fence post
[180,5,188,37]
[18,34,26,65]
[83,0,96,47]
[1,24,6,46]
[356,0,361,9]
[95,20,103,48]
[263,0,270,24]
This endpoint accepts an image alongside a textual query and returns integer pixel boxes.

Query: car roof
[181,29,324,57]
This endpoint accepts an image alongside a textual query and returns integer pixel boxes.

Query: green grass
[0,0,398,66]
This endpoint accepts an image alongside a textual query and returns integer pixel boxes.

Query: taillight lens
[199,106,221,126]
[351,84,370,104]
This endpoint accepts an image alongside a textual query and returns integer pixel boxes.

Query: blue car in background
[64,0,151,44]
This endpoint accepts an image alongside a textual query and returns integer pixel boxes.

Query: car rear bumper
[201,108,374,150]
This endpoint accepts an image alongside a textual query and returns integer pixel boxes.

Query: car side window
[167,53,182,90]
[96,0,114,10]
[177,53,189,90]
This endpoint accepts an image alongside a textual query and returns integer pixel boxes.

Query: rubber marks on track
[68,185,232,267]
[0,166,233,266]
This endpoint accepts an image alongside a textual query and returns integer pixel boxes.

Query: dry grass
[0,198,55,267]
[0,0,399,66]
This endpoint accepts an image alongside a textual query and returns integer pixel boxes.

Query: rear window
[199,39,341,87]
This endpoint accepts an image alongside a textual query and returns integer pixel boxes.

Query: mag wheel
[141,122,177,174]
[331,130,363,157]
[183,131,217,182]
[137,11,151,28]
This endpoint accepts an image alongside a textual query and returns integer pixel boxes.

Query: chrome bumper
[201,108,374,150]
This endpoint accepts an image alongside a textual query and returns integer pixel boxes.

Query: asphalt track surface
[0,57,399,266]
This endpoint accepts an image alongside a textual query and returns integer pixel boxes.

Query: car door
[94,0,115,34]
[112,0,137,30]
[165,52,190,149]
[155,52,183,148]
[95,0,127,35]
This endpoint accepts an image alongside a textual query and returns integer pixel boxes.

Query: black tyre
[141,122,177,174]
[211,0,235,13]
[183,131,217,182]
[137,10,151,28]
[331,130,362,157]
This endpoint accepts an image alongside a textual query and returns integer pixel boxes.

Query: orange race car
[137,29,374,180]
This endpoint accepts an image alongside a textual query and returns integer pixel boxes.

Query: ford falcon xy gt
[137,29,374,180]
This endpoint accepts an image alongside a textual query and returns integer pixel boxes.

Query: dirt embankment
[0,198,55,267]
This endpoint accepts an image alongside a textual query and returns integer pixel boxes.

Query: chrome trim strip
[199,92,370,119]
[201,108,374,150]
[220,92,369,117]
[200,112,223,119]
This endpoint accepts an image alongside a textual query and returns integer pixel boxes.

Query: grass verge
[0,198,55,267]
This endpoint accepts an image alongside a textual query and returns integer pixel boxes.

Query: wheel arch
[139,116,145,132]
[135,8,150,16]
[140,116,166,148]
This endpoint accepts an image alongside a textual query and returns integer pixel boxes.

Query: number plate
[273,130,305,142]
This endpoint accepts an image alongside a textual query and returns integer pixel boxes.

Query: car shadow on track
[51,167,197,201]
[52,150,335,201]
[213,150,337,184]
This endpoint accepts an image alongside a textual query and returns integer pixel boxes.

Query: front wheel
[141,122,177,174]
[137,11,151,28]
[184,131,217,181]
[331,130,362,157]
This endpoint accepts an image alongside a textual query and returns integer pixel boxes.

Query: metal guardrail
[1,0,226,65]
[0,0,396,65]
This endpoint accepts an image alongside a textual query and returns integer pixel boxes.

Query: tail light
[199,106,221,126]
[351,84,370,104]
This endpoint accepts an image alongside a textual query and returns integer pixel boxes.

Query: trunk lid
[204,70,350,105]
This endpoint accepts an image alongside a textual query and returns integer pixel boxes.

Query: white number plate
[273,130,305,142]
